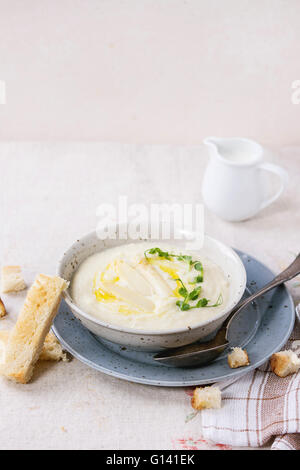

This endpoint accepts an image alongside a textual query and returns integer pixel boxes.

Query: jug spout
[203,137,221,160]
[203,136,219,149]
[203,136,263,165]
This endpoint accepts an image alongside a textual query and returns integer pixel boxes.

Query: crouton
[0,297,6,318]
[228,347,250,369]
[1,266,26,293]
[270,350,300,378]
[191,386,222,410]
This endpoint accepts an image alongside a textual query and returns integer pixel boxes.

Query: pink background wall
[0,0,299,145]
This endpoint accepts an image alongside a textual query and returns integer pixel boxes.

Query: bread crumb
[0,297,6,318]
[270,350,300,378]
[228,347,250,369]
[1,266,26,293]
[191,386,221,410]
[40,332,69,362]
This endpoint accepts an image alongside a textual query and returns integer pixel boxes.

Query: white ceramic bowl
[58,230,247,351]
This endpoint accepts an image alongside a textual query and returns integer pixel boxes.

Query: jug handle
[258,162,289,210]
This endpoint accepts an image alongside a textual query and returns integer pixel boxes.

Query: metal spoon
[154,254,300,367]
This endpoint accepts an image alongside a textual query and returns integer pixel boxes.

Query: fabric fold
[200,321,300,449]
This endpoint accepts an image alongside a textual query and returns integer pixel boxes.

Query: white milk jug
[202,137,288,222]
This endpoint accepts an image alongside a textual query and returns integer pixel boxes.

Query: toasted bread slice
[191,386,222,410]
[1,266,26,293]
[2,274,68,383]
[228,347,250,369]
[0,330,68,363]
[0,297,6,318]
[270,350,300,378]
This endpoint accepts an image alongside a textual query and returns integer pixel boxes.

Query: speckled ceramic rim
[52,273,295,386]
[52,318,295,387]
[57,230,247,336]
[51,322,247,386]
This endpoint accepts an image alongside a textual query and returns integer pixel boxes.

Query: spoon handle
[224,253,300,338]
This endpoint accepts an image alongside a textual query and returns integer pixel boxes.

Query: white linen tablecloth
[0,142,299,450]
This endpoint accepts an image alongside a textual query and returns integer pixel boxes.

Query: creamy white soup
[70,242,230,331]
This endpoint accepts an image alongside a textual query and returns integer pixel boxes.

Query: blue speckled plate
[52,250,295,387]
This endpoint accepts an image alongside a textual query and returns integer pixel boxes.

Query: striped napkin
[200,319,300,450]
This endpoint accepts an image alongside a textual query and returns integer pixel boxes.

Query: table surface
[0,142,299,450]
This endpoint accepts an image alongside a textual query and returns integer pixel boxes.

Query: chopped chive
[144,247,211,311]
